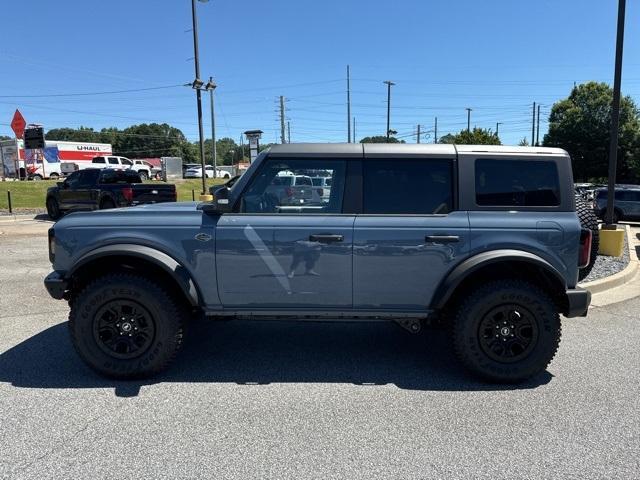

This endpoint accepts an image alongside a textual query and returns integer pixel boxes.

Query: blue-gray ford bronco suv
[45,144,593,383]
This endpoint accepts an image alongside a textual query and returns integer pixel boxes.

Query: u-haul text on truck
[0,139,112,179]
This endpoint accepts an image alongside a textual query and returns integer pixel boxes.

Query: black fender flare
[68,244,199,306]
[431,249,567,310]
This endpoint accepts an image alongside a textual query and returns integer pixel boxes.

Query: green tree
[543,81,640,182]
[46,126,98,143]
[439,127,501,145]
[359,136,405,143]
[0,135,12,141]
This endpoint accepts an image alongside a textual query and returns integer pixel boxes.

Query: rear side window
[475,159,560,207]
[100,170,142,184]
[108,157,119,165]
[92,157,106,164]
[363,158,453,214]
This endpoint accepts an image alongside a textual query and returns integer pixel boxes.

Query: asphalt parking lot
[1,221,639,479]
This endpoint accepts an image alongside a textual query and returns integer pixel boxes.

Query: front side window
[240,158,346,214]
[363,158,453,214]
[475,158,560,207]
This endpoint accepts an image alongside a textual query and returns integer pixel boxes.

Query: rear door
[353,149,469,311]
[216,156,354,310]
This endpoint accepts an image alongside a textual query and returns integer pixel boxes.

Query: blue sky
[1,0,639,150]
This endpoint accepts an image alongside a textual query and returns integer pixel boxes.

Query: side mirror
[199,186,232,214]
[214,187,232,212]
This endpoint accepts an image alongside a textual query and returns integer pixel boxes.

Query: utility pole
[434,117,438,143]
[287,121,291,143]
[536,104,541,146]
[384,80,395,141]
[279,95,286,144]
[416,124,421,144]
[207,76,217,177]
[465,108,472,132]
[605,0,627,226]
[347,65,351,143]
[190,0,208,197]
[531,102,536,146]
[496,122,502,137]
[353,117,356,142]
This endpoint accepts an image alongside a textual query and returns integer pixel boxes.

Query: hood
[54,202,204,228]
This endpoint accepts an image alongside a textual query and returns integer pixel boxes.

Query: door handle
[309,234,344,243]
[425,235,460,243]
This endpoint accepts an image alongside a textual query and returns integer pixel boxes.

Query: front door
[353,154,469,311]
[216,157,354,310]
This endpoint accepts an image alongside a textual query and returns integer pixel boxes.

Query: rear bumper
[44,271,68,300]
[565,287,591,317]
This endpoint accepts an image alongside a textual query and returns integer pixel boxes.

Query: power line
[0,84,186,98]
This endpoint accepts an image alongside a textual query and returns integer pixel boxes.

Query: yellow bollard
[599,227,625,257]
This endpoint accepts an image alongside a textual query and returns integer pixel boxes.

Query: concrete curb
[582,224,639,295]
[0,214,47,223]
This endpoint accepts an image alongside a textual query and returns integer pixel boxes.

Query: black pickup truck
[45,168,176,220]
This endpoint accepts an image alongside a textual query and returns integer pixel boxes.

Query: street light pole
[190,0,208,197]
[384,80,395,142]
[605,0,627,226]
[207,76,217,178]
[465,108,472,133]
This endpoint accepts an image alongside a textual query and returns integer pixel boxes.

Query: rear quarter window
[475,158,560,207]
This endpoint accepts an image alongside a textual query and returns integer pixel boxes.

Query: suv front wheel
[69,273,187,379]
[451,280,561,383]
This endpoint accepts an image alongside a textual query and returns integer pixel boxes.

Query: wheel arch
[68,244,200,307]
[432,249,569,315]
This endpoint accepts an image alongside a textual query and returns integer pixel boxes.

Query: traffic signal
[24,126,45,149]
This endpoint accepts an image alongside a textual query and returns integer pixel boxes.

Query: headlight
[48,228,55,264]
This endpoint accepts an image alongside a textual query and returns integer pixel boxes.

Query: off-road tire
[576,200,600,281]
[451,280,561,383]
[100,198,116,210]
[68,273,187,379]
[46,197,62,220]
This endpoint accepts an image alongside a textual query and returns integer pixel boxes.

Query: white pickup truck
[61,156,154,179]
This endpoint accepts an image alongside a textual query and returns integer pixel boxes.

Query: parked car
[130,159,156,180]
[593,186,640,222]
[184,164,230,179]
[45,144,591,383]
[45,168,176,220]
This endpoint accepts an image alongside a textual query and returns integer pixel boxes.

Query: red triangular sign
[11,109,26,139]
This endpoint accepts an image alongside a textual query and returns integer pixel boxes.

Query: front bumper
[565,287,591,317]
[44,271,68,300]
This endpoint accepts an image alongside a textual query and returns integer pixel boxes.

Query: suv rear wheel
[69,273,187,379]
[451,280,561,383]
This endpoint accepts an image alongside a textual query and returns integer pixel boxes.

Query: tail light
[317,188,324,196]
[122,187,133,203]
[48,228,55,264]
[578,228,593,268]
[285,187,294,197]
